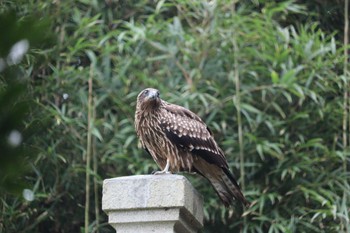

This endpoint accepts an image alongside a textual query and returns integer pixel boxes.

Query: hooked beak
[146,89,160,100]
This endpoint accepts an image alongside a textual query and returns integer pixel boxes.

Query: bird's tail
[220,167,250,207]
[194,160,249,207]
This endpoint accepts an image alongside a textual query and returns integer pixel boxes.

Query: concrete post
[102,174,204,233]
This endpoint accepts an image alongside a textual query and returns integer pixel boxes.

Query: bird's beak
[146,89,160,100]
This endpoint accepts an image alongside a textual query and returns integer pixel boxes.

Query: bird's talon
[153,170,172,175]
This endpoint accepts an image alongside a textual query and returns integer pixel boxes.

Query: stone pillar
[102,174,204,233]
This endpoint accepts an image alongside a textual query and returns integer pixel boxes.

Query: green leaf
[271,70,279,84]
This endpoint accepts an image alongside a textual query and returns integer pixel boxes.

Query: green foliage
[0,1,349,233]
[0,10,54,232]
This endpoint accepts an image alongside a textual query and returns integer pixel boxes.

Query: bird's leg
[153,159,172,175]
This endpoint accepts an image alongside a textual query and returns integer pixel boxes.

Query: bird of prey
[134,88,249,207]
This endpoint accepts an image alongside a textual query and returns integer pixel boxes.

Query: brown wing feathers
[135,88,249,207]
[164,122,249,206]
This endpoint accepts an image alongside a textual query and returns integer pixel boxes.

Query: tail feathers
[219,168,250,207]
[193,160,249,207]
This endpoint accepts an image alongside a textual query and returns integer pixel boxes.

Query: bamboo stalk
[85,65,93,233]
[343,1,349,232]
[92,101,100,233]
[344,0,349,153]
[232,3,246,231]
[233,49,245,191]
[232,1,245,192]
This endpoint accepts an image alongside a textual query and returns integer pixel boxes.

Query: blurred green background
[0,0,349,232]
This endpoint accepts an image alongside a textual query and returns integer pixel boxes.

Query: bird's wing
[160,101,229,169]
[160,102,248,207]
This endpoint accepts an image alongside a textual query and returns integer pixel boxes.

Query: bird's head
[136,88,161,112]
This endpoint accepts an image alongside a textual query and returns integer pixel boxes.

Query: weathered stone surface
[102,174,204,233]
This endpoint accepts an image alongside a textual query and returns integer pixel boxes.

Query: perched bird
[134,88,249,207]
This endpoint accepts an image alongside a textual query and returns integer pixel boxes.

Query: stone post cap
[102,174,204,233]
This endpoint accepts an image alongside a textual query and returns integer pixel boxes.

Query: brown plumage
[134,88,249,207]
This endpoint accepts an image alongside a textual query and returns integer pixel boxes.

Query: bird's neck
[137,103,162,118]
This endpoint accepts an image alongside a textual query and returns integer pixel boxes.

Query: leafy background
[0,0,349,232]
